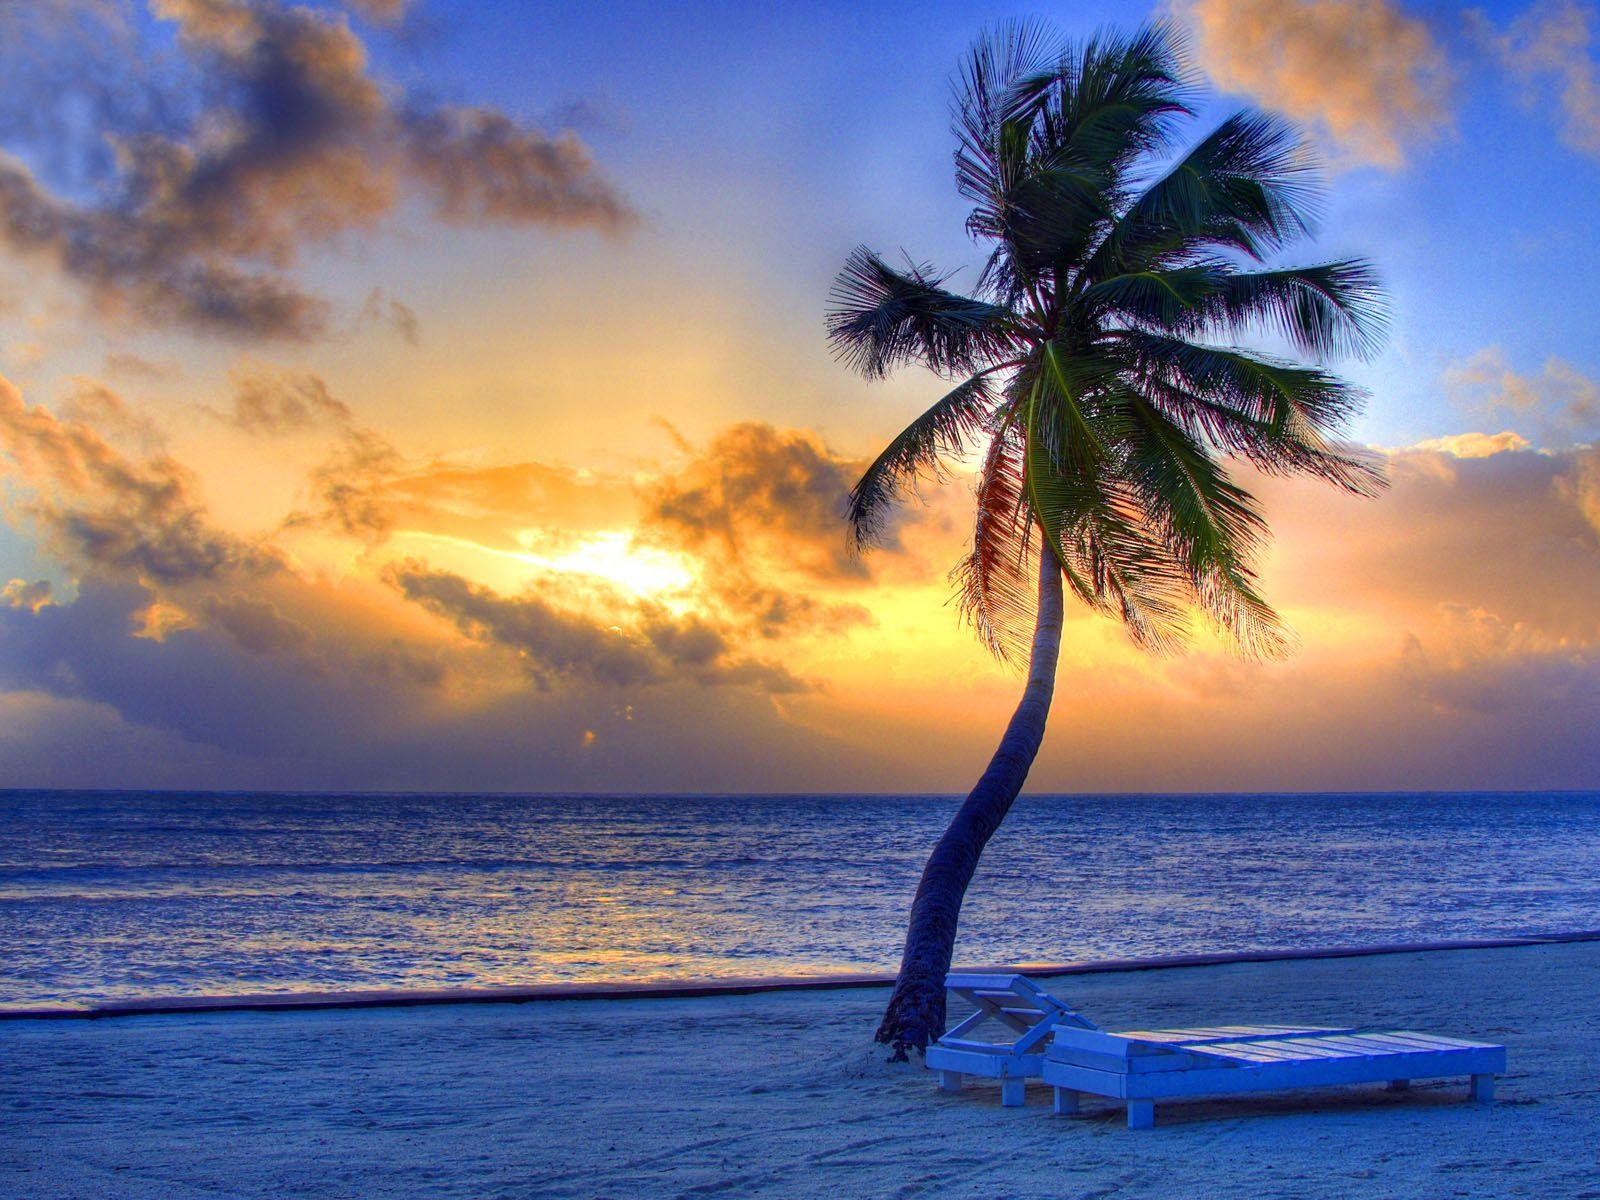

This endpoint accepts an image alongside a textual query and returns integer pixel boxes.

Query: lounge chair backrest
[942,972,1100,1052]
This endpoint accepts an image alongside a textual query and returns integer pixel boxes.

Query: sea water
[3,790,1598,1007]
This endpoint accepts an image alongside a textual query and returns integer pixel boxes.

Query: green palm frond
[826,247,1015,379]
[1194,261,1388,361]
[1085,110,1320,278]
[1111,331,1386,496]
[847,371,998,549]
[1079,263,1226,328]
[953,419,1036,664]
[1118,389,1289,658]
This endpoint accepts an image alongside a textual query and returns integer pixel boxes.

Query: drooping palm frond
[952,417,1035,664]
[1110,330,1359,431]
[826,247,1016,379]
[1193,260,1389,361]
[1024,346,1192,653]
[1109,330,1386,496]
[847,371,998,549]
[1116,388,1289,658]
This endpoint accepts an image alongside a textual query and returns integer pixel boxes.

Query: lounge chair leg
[1127,1100,1155,1130]
[1470,1074,1495,1103]
[1000,1078,1026,1107]
[938,1070,964,1093]
[1053,1087,1081,1116]
[1386,1079,1411,1091]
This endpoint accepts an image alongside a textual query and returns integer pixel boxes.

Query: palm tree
[827,21,1387,1058]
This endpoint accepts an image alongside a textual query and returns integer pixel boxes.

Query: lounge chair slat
[944,973,1026,991]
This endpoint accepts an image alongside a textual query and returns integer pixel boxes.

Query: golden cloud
[1178,0,1452,167]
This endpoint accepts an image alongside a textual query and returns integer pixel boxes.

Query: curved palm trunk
[875,553,1066,1058]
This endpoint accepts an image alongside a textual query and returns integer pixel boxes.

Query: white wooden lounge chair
[924,973,1100,1106]
[1041,1024,1506,1128]
[926,973,1346,1108]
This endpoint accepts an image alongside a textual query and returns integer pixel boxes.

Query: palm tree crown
[828,20,1386,665]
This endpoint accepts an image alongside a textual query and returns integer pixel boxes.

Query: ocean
[3,790,1598,1008]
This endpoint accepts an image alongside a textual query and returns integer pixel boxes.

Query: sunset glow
[1,0,1598,793]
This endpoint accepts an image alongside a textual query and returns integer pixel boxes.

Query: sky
[2,0,1600,793]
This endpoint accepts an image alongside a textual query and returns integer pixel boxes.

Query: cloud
[1481,1,1600,155]
[1178,0,1452,167]
[387,561,809,694]
[1405,430,1533,459]
[2,579,54,612]
[103,351,182,381]
[642,423,864,581]
[199,591,310,655]
[0,372,280,583]
[358,287,420,345]
[341,0,410,23]
[1440,346,1600,443]
[401,105,636,229]
[639,422,884,636]
[297,426,406,541]
[0,0,634,341]
[7,417,1600,790]
[221,365,354,434]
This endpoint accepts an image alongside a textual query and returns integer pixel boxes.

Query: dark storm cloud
[0,0,634,341]
[387,562,809,694]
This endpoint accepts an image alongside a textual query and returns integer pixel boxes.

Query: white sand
[4,941,1599,1199]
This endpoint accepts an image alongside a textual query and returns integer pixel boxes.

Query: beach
[5,939,1598,1199]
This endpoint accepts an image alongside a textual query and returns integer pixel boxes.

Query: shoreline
[10,927,1600,1021]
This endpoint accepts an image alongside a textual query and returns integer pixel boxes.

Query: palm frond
[847,371,998,549]
[1023,348,1191,653]
[1194,260,1388,361]
[1084,110,1321,279]
[1110,331,1386,495]
[952,19,1064,210]
[1118,389,1289,658]
[952,419,1036,664]
[1047,22,1195,176]
[1079,263,1225,328]
[826,247,1015,379]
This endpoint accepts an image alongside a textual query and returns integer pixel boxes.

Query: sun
[534,530,696,598]
[383,527,697,601]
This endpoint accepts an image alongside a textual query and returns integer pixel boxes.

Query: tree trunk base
[874,970,946,1060]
